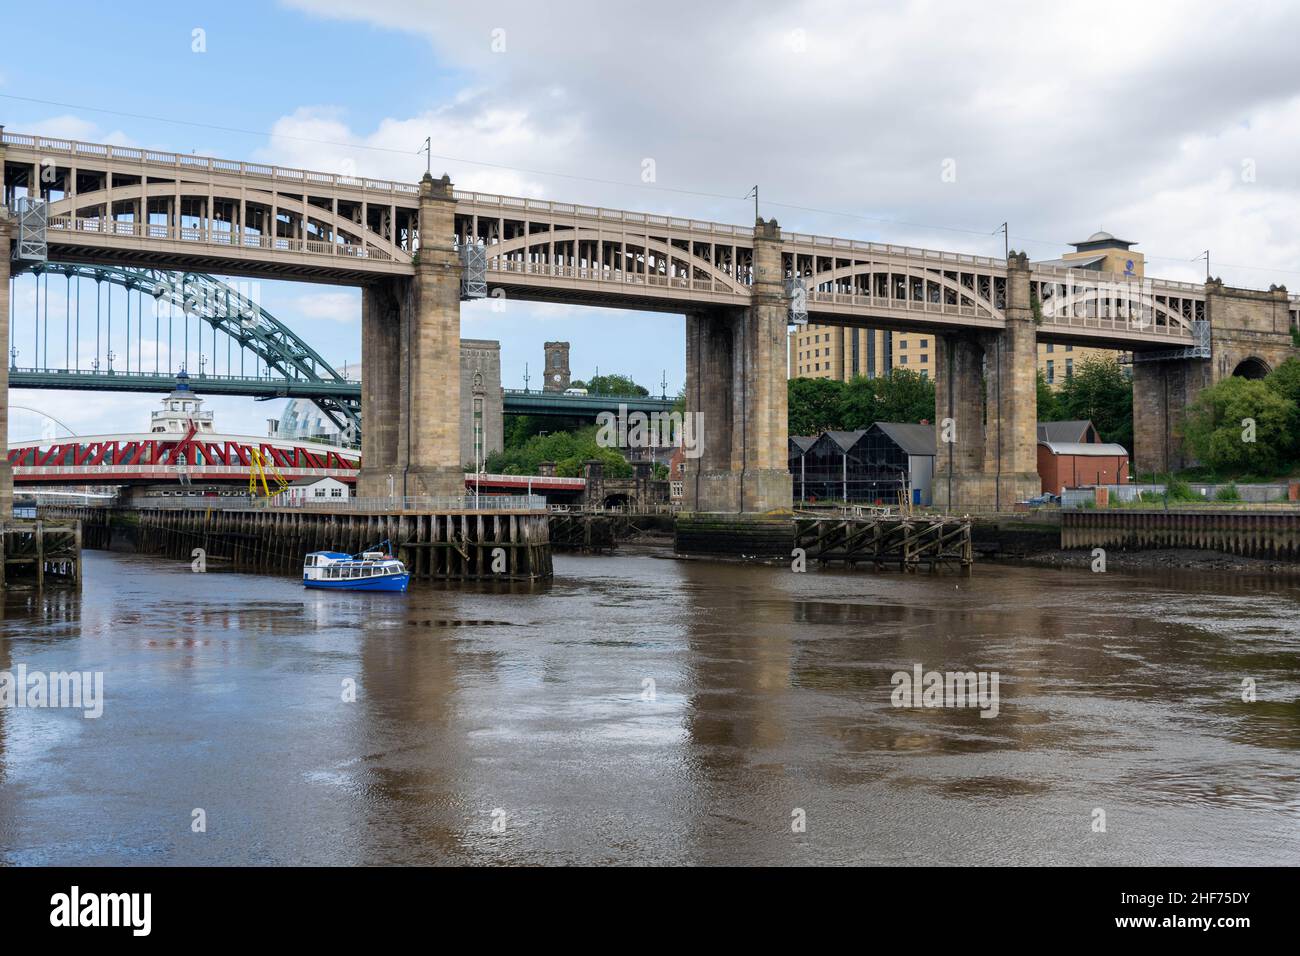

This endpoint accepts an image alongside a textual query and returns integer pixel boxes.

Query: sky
[7,0,1300,439]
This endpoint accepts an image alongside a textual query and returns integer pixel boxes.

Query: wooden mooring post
[57,506,554,583]
[794,514,973,573]
[1,520,83,589]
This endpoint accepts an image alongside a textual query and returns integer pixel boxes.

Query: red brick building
[1036,438,1129,494]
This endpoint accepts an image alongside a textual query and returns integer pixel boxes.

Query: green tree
[1181,376,1296,476]
[1054,356,1134,452]
[570,373,648,396]
[1036,369,1063,422]
[1265,357,1300,407]
[871,368,936,424]
[836,370,936,429]
[484,425,633,479]
[788,377,846,435]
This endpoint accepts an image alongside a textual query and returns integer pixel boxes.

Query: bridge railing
[46,214,404,263]
[107,494,547,512]
[2,131,420,198]
[806,289,994,319]
[786,234,1006,269]
[487,259,744,294]
[1031,263,1204,295]
[259,494,548,512]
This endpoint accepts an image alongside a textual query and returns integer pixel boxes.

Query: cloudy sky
[5,0,1300,438]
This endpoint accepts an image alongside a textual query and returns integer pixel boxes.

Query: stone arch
[1231,356,1271,379]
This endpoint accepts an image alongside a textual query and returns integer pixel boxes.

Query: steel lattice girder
[26,262,361,434]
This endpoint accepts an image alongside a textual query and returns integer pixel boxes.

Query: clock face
[552,374,561,382]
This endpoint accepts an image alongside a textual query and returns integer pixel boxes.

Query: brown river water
[1,548,1298,865]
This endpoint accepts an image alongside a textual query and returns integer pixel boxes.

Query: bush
[1181,377,1296,475]
[1215,484,1241,501]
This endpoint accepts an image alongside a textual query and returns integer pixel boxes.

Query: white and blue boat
[302,542,409,592]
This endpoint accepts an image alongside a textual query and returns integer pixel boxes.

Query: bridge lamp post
[387,473,394,504]
[107,350,116,372]
[9,346,17,370]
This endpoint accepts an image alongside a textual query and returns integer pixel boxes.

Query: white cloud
[279,289,361,325]
[275,0,1300,289]
[21,115,136,147]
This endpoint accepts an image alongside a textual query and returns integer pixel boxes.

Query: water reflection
[0,549,1297,865]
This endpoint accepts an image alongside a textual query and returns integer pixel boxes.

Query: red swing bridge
[7,426,362,486]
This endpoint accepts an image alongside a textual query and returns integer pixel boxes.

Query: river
[1,548,1297,865]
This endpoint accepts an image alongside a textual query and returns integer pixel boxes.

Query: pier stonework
[0,206,12,518]
[357,173,464,499]
[1133,282,1298,475]
[684,219,792,513]
[933,252,1041,510]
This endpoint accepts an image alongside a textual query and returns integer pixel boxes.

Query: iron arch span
[19,262,359,434]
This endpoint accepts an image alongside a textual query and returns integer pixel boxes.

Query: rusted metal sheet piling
[1061,509,1300,560]
[676,513,973,573]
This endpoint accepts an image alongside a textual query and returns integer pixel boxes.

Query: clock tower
[543,341,571,392]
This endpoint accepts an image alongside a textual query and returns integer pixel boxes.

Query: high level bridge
[4,129,1298,514]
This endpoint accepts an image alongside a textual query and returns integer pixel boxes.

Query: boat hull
[303,573,410,593]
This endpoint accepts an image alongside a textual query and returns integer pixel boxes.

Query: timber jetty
[44,498,553,582]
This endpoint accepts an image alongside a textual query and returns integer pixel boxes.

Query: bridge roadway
[6,366,673,419]
[1,130,1233,351]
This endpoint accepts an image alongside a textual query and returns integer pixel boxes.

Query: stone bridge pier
[684,218,792,513]
[357,173,464,500]
[1133,281,1298,474]
[933,251,1041,510]
[0,207,12,517]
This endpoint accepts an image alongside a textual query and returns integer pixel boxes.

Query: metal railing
[2,131,420,197]
[46,214,406,264]
[258,494,547,512]
[120,494,547,513]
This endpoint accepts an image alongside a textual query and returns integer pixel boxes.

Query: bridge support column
[0,210,12,518]
[358,173,463,501]
[934,251,1040,510]
[357,281,402,499]
[1131,359,1206,475]
[684,218,791,513]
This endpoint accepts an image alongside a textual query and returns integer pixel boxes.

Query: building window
[1046,343,1054,353]
[920,354,928,363]
[920,369,929,379]
[899,355,908,365]
[920,339,928,348]
[899,340,908,349]
[1046,360,1055,384]
[1066,358,1074,379]
[1065,345,1073,352]
[473,397,484,468]
[330,486,343,497]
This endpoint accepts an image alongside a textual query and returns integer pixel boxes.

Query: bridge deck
[1,131,1220,346]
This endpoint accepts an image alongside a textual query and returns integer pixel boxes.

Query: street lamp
[107,350,116,372]
[9,346,17,370]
